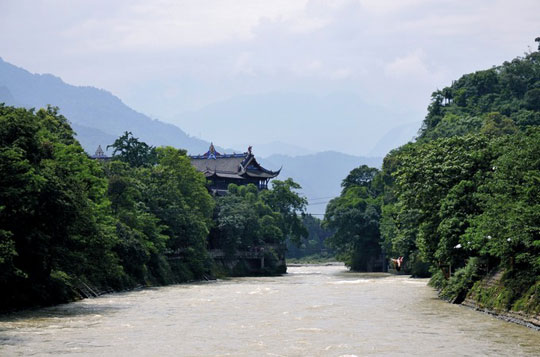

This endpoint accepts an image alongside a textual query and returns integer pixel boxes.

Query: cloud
[384,49,430,79]
[234,52,255,76]
[60,0,313,51]
[1,0,539,154]
[358,0,435,14]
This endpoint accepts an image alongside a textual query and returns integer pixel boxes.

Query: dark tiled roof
[244,170,278,179]
[191,155,244,174]
[214,172,245,179]
[189,144,280,179]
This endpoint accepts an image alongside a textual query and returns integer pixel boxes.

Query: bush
[439,257,482,303]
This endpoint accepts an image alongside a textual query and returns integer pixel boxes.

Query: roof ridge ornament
[207,142,221,159]
[95,145,105,157]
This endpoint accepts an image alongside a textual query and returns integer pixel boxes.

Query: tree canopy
[378,48,540,310]
[324,165,383,271]
[327,46,540,314]
[0,109,308,309]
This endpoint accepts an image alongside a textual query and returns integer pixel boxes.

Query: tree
[141,146,214,281]
[108,131,156,167]
[341,165,379,192]
[465,129,540,275]
[0,105,124,308]
[524,88,540,111]
[324,166,383,271]
[375,47,540,308]
[103,160,169,284]
[261,178,308,245]
[391,135,491,269]
[480,112,518,137]
[286,215,334,259]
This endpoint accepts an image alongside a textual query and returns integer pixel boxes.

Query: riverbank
[1,254,292,315]
[285,255,338,265]
[343,264,540,331]
[457,269,540,331]
[461,299,540,331]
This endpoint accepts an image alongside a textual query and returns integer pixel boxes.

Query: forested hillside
[0,105,306,311]
[326,49,540,315]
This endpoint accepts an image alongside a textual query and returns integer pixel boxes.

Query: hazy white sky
[1,0,538,154]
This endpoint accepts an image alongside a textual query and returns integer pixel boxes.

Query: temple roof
[90,145,111,160]
[189,144,280,180]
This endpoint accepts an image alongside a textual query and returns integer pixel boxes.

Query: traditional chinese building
[190,143,280,195]
[90,145,111,161]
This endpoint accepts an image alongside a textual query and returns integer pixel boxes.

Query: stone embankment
[462,300,540,330]
[461,270,540,330]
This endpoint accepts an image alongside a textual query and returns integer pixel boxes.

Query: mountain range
[0,57,211,155]
[260,152,382,214]
[0,58,407,213]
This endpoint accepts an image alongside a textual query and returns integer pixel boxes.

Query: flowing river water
[1,264,539,356]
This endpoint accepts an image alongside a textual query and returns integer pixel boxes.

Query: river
[1,265,539,356]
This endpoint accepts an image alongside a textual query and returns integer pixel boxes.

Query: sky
[1,0,539,155]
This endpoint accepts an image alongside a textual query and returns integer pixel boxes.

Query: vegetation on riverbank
[0,107,306,311]
[323,165,384,271]
[325,47,540,315]
[286,255,337,265]
[286,214,334,262]
[209,179,307,276]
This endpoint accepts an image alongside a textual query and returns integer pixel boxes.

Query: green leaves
[0,104,311,307]
[420,51,540,139]
[211,179,306,263]
[261,178,308,245]
[108,131,157,167]
[378,48,540,305]
[464,128,540,273]
[0,106,218,309]
[341,165,379,192]
[324,166,383,271]
[0,105,126,308]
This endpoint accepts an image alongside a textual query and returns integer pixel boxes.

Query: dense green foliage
[1,105,126,308]
[0,106,307,310]
[323,165,384,271]
[327,48,540,313]
[382,49,540,309]
[103,136,215,284]
[421,51,540,137]
[286,214,334,260]
[0,108,216,309]
[209,179,307,275]
[107,131,157,167]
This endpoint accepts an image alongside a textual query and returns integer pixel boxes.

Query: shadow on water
[0,280,219,323]
[0,298,126,348]
[0,300,120,324]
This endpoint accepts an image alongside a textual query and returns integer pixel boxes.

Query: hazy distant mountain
[368,121,421,156]
[0,58,211,155]
[70,123,118,155]
[260,152,383,215]
[0,85,19,106]
[251,141,315,158]
[171,91,415,156]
